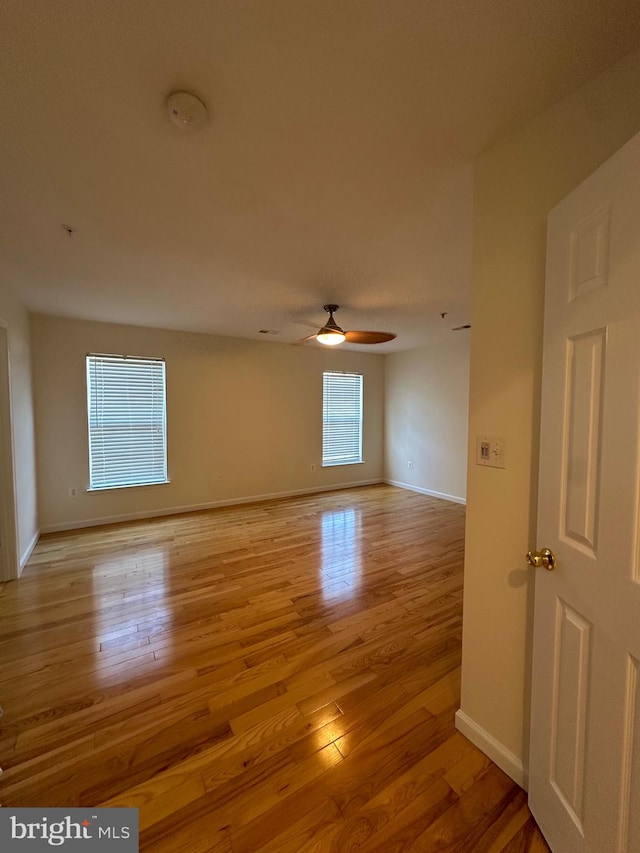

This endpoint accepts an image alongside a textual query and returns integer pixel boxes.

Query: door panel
[549,599,590,830]
[562,329,605,554]
[621,655,640,850]
[569,204,610,300]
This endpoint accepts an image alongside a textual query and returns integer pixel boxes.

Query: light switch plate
[476,435,506,469]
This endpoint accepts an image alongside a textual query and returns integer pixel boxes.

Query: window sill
[87,480,171,493]
[321,460,365,468]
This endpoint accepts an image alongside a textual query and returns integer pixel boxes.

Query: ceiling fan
[299,304,396,346]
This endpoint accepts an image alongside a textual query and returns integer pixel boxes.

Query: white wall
[31,314,384,531]
[459,47,640,785]
[384,336,469,503]
[0,282,38,571]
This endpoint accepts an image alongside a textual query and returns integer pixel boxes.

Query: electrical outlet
[68,487,78,498]
[407,461,414,470]
[311,463,316,471]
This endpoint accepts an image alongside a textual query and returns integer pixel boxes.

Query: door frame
[0,320,19,581]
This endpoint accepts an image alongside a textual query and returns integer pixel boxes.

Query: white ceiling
[1,1,639,352]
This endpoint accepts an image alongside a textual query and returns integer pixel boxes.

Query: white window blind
[322,371,363,466]
[86,354,168,490]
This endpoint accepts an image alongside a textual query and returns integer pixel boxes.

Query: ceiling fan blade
[294,333,318,345]
[344,330,396,344]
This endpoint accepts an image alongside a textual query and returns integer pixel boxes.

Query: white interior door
[528,130,640,852]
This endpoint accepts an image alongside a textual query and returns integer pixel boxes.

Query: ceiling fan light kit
[316,304,346,345]
[316,327,346,345]
[309,304,395,347]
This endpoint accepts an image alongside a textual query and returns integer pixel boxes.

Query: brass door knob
[526,548,556,571]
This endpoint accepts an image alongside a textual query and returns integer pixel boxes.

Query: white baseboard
[455,709,527,789]
[384,478,466,506]
[19,529,40,573]
[40,479,384,534]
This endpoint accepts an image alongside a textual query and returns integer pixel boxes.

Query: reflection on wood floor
[0,484,549,851]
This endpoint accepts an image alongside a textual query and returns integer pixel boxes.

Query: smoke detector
[166,91,209,130]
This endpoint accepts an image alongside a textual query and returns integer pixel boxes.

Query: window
[86,354,168,490]
[322,371,363,466]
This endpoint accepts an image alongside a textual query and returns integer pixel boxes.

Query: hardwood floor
[0,485,549,851]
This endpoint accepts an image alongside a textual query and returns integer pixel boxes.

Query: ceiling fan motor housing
[322,304,344,333]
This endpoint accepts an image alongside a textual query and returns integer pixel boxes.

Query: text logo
[0,809,138,851]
